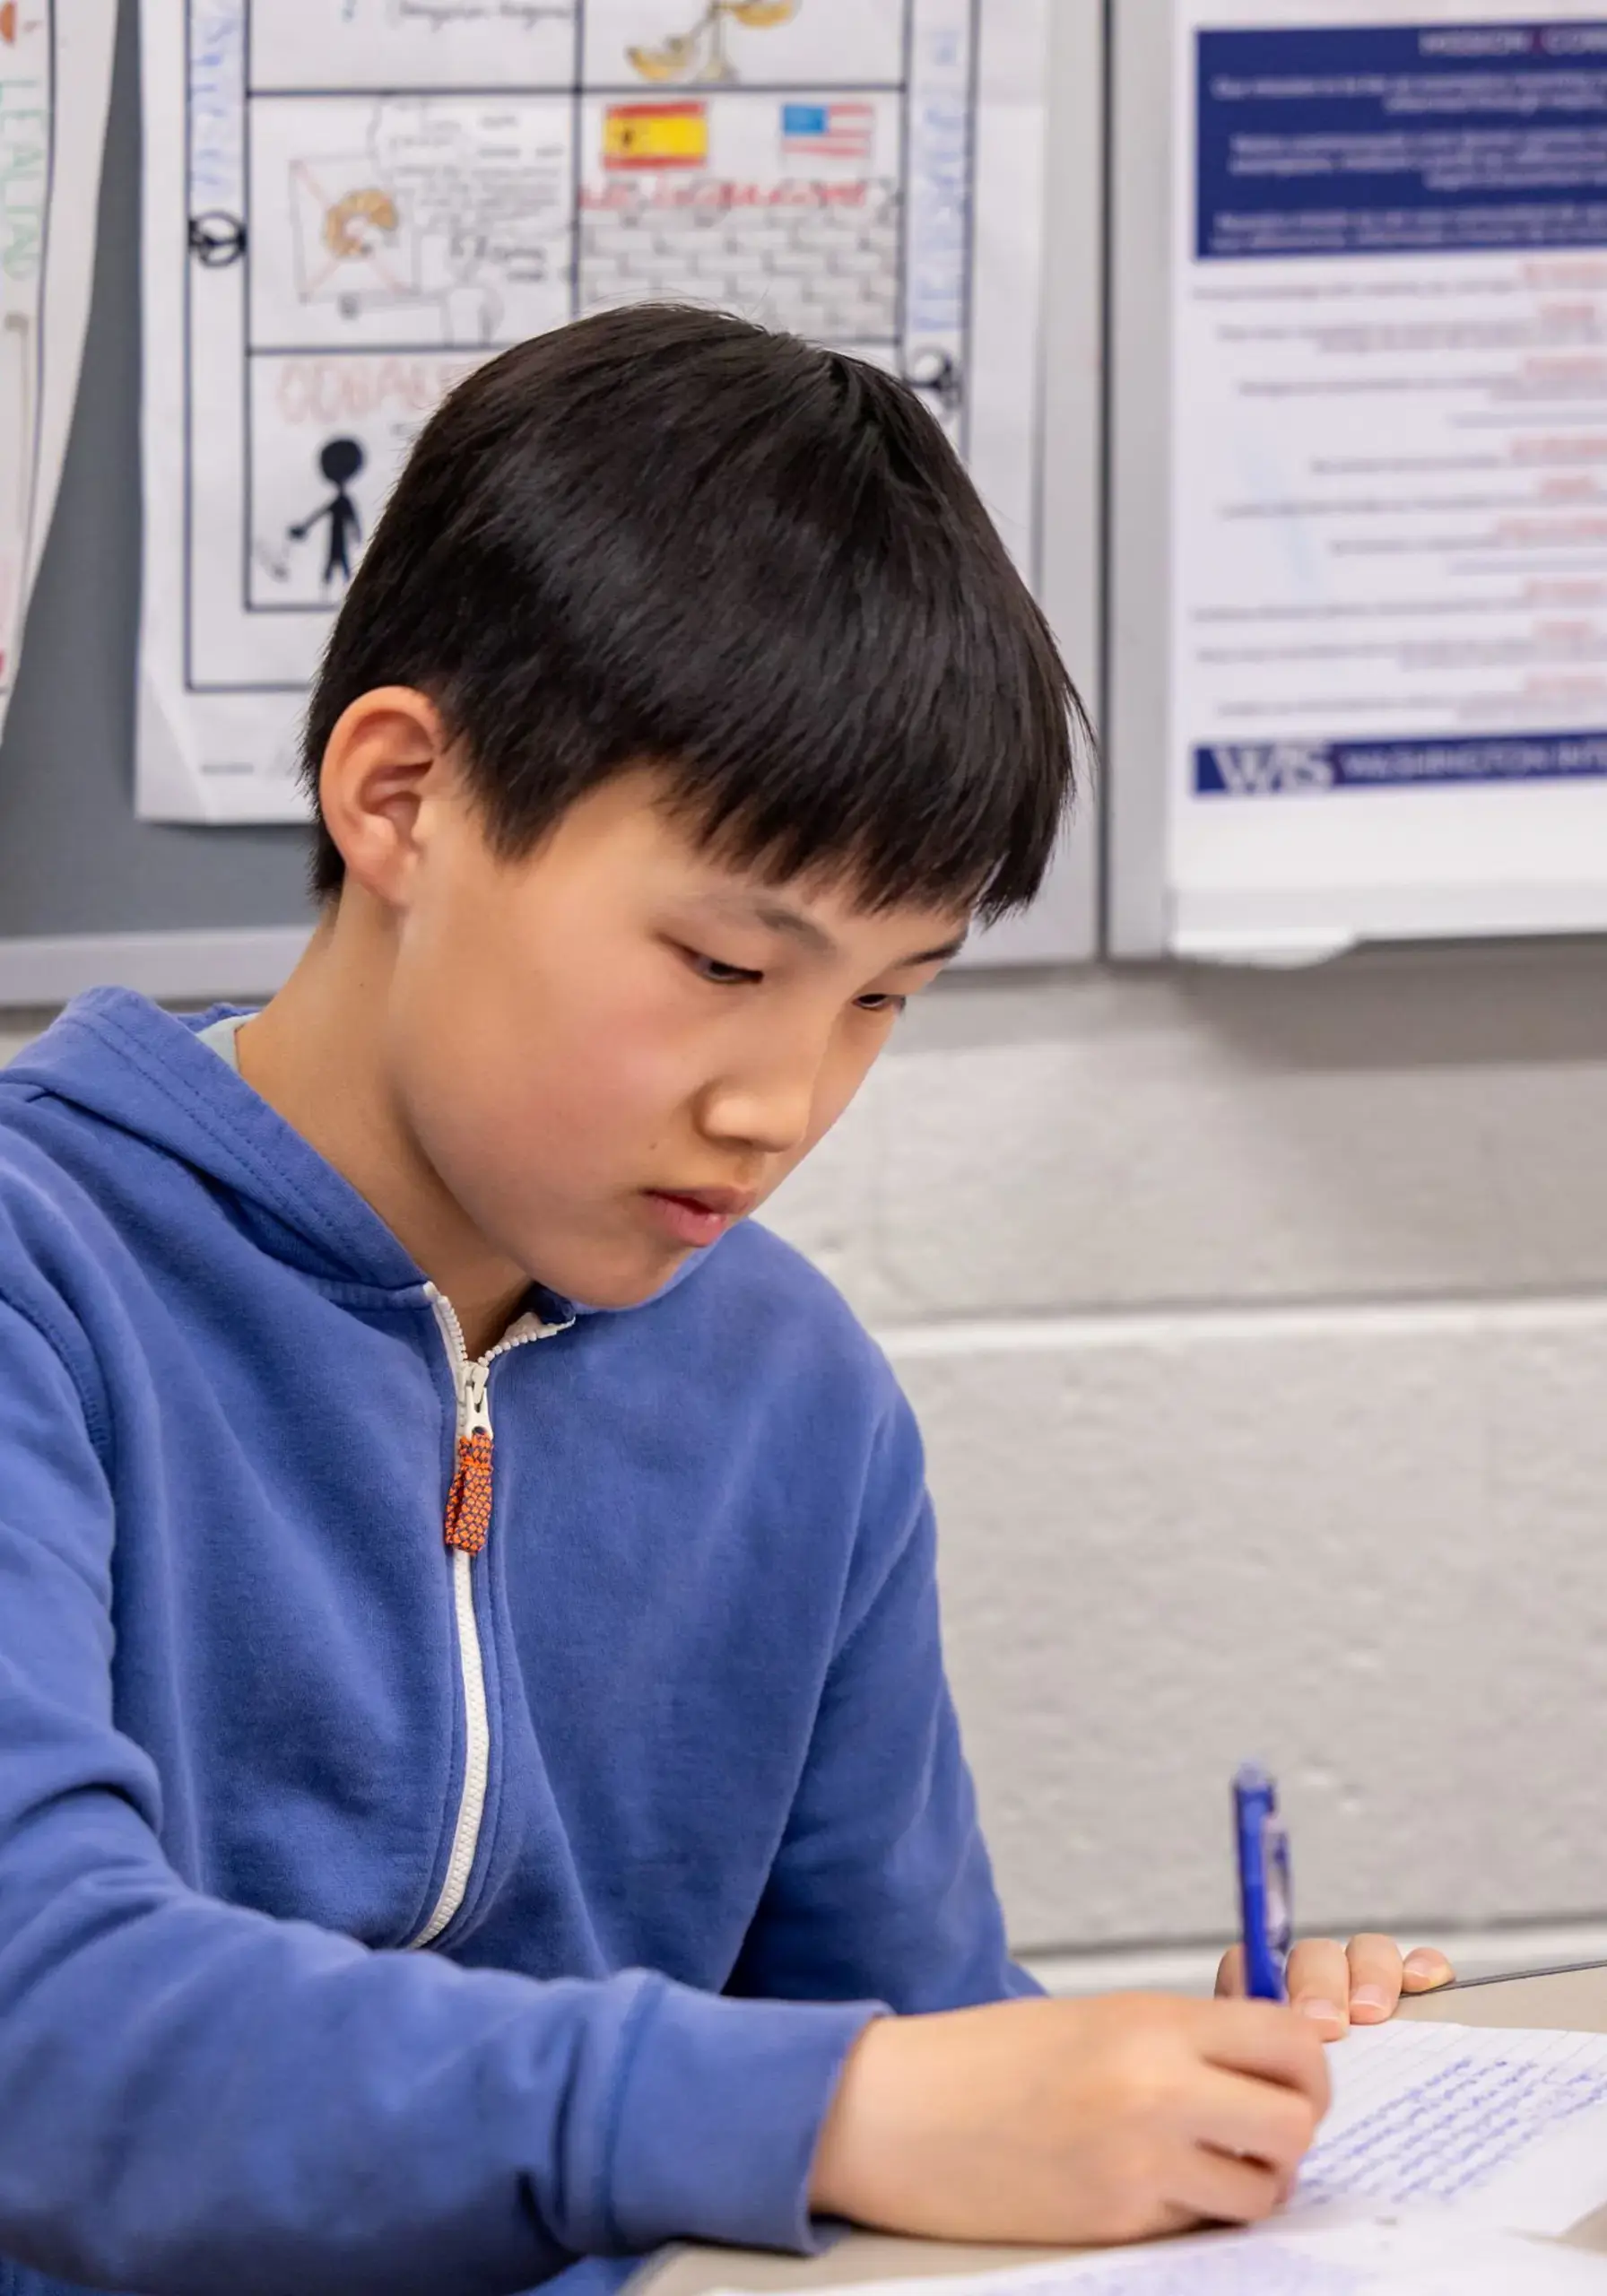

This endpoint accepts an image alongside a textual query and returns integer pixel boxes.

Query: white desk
[635,1967,1607,2294]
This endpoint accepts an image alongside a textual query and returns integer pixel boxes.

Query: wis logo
[1202,744,1337,796]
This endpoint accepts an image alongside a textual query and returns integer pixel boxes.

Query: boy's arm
[730,1384,1030,2013]
[725,1387,1334,2247]
[0,1296,882,2296]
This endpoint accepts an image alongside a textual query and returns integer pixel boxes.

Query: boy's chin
[531,1239,695,1315]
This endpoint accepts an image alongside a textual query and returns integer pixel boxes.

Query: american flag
[780,101,874,163]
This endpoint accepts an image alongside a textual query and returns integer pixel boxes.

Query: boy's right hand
[810,1992,1331,2249]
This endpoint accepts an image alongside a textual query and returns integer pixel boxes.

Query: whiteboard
[1109,0,1607,961]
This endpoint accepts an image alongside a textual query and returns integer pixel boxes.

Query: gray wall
[763,937,1607,1982]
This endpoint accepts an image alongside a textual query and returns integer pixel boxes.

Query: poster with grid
[136,0,1048,821]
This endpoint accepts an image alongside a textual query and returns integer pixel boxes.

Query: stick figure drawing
[288,437,366,587]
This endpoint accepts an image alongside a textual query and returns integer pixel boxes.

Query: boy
[0,307,1446,2296]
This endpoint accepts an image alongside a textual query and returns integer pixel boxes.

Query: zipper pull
[444,1362,494,1555]
[462,1361,491,1440]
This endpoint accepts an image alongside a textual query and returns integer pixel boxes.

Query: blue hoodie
[0,989,1026,2296]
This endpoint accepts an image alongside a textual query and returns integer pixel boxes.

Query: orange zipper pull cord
[444,1429,493,1553]
[444,1361,494,1553]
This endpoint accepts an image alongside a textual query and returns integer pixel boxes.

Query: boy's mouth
[640,1186,757,1249]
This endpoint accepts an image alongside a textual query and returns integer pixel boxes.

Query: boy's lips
[640,1185,758,1248]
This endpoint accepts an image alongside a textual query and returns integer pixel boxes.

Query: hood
[0,987,708,1317]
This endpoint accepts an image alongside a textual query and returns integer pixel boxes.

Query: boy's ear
[316,687,456,909]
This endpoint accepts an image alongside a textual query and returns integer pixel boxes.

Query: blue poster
[1198,21,1607,261]
[1194,733,1607,798]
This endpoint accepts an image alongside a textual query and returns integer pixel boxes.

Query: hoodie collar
[2,988,711,1318]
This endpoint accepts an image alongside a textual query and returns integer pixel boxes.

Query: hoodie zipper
[410,1283,569,1950]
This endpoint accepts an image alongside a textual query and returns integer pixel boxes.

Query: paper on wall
[136,0,1050,822]
[0,1,117,736]
[1167,0,1607,956]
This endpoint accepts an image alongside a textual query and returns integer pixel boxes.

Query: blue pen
[1234,1763,1292,2002]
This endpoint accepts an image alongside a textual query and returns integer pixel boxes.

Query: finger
[1403,1946,1455,1993]
[1172,2144,1287,2227]
[1152,2204,1212,2240]
[1216,1944,1246,1998]
[1284,1937,1353,2035]
[1197,1999,1333,2120]
[1186,2065,1322,2173]
[1345,1934,1405,2024]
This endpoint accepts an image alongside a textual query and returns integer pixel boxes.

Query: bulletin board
[1108,0,1607,961]
[0,0,1101,1006]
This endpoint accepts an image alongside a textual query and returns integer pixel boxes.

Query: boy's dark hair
[302,305,1084,917]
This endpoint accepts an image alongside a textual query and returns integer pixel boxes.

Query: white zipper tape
[409,1284,568,1951]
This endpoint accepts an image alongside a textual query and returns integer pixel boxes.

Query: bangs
[305,308,1084,909]
[633,569,1085,925]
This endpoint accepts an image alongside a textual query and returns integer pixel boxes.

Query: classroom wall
[766,938,1607,1979]
[7,939,1607,1979]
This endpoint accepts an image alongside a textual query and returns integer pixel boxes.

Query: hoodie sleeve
[0,1293,881,2296]
[730,1382,1040,2014]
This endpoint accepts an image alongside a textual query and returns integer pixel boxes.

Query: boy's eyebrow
[734,896,968,967]
[898,930,969,966]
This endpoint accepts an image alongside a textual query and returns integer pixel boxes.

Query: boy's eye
[854,992,908,1014]
[684,949,763,987]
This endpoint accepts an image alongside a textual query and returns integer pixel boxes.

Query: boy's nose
[697,1067,819,1159]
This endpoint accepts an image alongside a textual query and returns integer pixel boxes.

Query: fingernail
[1404,1952,1446,1980]
[1351,1985,1391,2016]
[1299,1997,1343,2026]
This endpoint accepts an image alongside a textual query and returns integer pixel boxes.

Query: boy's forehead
[691,877,971,966]
[566,770,973,959]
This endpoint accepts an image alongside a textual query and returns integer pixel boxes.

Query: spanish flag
[604,102,708,170]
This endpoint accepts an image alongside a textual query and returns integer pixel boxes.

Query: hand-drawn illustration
[602,100,708,168]
[780,99,872,162]
[287,435,365,586]
[189,208,246,265]
[144,0,1046,820]
[581,87,898,342]
[245,346,482,607]
[253,96,572,350]
[290,159,414,309]
[584,0,903,89]
[626,0,797,85]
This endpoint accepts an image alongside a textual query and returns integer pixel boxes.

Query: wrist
[810,2013,897,2223]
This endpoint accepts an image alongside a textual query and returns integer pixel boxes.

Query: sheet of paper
[137,0,1049,822]
[1165,0,1607,956]
[1292,2020,1607,2236]
[0,0,116,733]
[709,2211,1607,2295]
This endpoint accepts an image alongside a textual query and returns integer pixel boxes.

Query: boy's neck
[236,908,532,1358]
